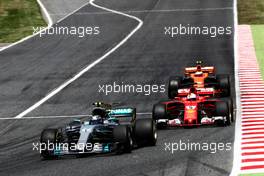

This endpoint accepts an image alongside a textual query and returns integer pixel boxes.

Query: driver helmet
[89,115,103,125]
[187,87,197,100]
[195,65,203,76]
[92,115,101,120]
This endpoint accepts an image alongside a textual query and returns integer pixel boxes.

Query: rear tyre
[228,98,234,122]
[217,74,231,97]
[135,119,157,146]
[182,77,194,86]
[113,125,133,154]
[40,129,59,159]
[168,76,182,99]
[204,76,216,87]
[215,101,230,126]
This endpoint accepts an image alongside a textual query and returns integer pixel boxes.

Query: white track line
[37,0,53,26]
[242,130,264,133]
[0,112,151,120]
[239,74,261,76]
[242,108,264,110]
[242,115,264,118]
[242,155,264,160]
[230,0,241,174]
[242,149,264,153]
[242,112,264,116]
[238,70,261,75]
[242,138,264,143]
[243,118,264,122]
[240,169,264,174]
[242,129,264,133]
[241,98,264,101]
[242,103,264,109]
[240,82,264,84]
[14,0,143,118]
[240,85,264,87]
[241,90,264,92]
[47,7,233,16]
[240,68,261,70]
[242,162,264,168]
[242,143,264,147]
[241,133,264,138]
[240,87,264,89]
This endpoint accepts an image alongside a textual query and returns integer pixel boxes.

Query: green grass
[252,25,264,78]
[0,0,46,43]
[238,0,264,24]
[240,173,264,176]
[238,0,264,78]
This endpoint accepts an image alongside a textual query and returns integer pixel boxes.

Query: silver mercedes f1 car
[40,102,157,159]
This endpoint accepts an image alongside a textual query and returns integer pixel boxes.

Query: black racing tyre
[204,76,216,87]
[168,76,182,99]
[113,125,133,154]
[215,101,230,126]
[216,74,231,97]
[152,103,167,120]
[181,77,194,86]
[228,98,234,122]
[40,129,59,159]
[135,119,157,146]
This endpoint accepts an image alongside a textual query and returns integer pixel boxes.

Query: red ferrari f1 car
[153,87,233,128]
[168,61,231,99]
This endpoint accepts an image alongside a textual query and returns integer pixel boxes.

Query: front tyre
[135,119,157,146]
[40,129,59,159]
[113,125,133,154]
[168,76,182,99]
[227,98,234,122]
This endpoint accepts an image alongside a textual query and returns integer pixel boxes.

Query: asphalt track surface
[41,0,89,22]
[0,0,234,175]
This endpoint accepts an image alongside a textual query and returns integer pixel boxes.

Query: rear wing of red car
[185,66,215,74]
[178,88,215,96]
